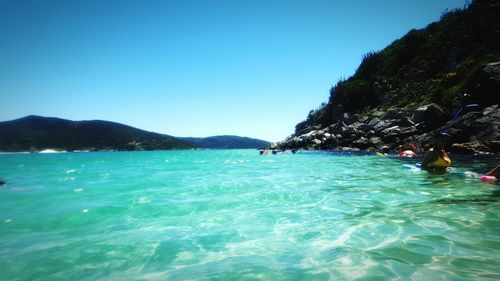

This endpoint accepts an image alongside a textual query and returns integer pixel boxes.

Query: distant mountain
[0,116,270,152]
[181,135,270,149]
[0,115,195,152]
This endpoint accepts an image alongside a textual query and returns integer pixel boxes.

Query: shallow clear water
[0,150,499,281]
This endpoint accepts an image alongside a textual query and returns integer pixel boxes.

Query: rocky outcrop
[468,62,500,107]
[282,0,500,154]
[279,104,500,154]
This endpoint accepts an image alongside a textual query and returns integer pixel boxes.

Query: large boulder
[466,61,500,106]
[422,104,450,130]
[412,104,450,129]
[412,105,428,124]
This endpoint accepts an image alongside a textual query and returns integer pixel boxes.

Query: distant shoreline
[0,148,263,154]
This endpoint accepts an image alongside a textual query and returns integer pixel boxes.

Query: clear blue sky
[0,0,465,142]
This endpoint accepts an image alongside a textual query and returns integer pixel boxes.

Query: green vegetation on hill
[0,116,271,152]
[0,115,195,151]
[296,0,500,133]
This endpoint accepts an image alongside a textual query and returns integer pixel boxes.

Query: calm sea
[0,150,499,280]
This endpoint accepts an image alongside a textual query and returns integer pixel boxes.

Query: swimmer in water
[481,164,500,182]
[398,144,417,157]
[421,132,452,173]
[484,164,500,178]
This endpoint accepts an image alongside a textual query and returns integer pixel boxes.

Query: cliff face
[284,0,500,153]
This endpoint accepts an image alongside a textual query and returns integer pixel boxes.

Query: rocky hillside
[280,103,500,154]
[281,0,500,153]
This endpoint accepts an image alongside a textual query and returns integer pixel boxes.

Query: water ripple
[0,150,499,280]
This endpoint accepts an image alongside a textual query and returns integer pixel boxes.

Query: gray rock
[340,147,360,151]
[343,126,359,137]
[350,122,365,132]
[352,137,371,149]
[429,106,499,149]
[382,109,408,120]
[358,115,369,123]
[372,119,397,133]
[381,126,401,143]
[398,126,419,138]
[395,116,415,127]
[381,125,400,134]
[412,105,428,124]
[415,122,426,131]
[482,104,499,116]
[320,135,339,149]
[423,103,450,130]
[342,113,361,125]
[330,126,346,135]
[311,139,322,145]
[367,117,381,128]
[369,137,382,146]
[450,141,491,154]
[483,61,500,83]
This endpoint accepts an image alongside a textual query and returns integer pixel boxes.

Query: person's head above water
[434,131,452,150]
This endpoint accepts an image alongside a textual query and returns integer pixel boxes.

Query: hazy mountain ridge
[0,115,270,152]
[181,136,270,149]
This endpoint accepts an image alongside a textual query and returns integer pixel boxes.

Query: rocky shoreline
[278,103,500,154]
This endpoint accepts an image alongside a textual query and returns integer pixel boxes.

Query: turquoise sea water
[0,150,499,281]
